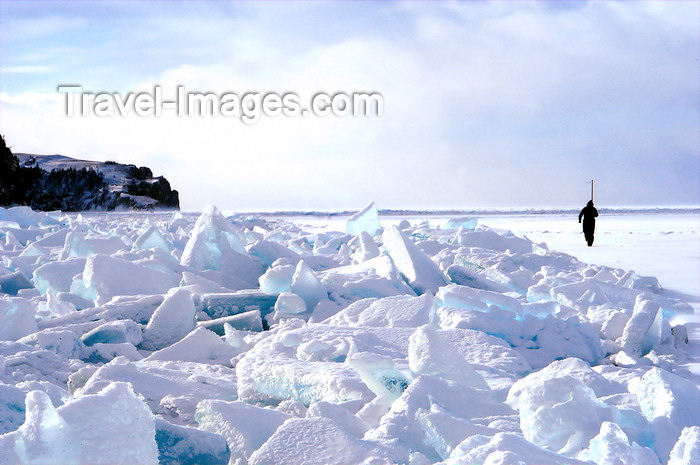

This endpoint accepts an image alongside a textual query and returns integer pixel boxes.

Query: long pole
[591,179,594,202]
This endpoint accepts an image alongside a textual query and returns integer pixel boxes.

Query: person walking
[578,200,598,246]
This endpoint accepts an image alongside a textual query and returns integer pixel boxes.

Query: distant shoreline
[225,206,700,218]
[42,206,700,217]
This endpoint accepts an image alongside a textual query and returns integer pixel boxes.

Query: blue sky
[1,1,698,211]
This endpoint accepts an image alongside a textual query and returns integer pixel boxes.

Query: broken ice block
[328,293,434,328]
[82,254,178,305]
[132,225,174,253]
[247,239,299,266]
[436,284,523,314]
[180,205,264,287]
[346,202,381,236]
[0,384,159,465]
[347,351,412,401]
[274,292,308,317]
[19,329,82,359]
[451,229,533,254]
[145,327,238,365]
[444,217,478,230]
[446,264,510,293]
[668,426,700,465]
[259,264,296,295]
[249,417,392,465]
[408,325,488,389]
[577,421,659,465]
[201,291,277,319]
[0,384,26,434]
[155,417,230,465]
[33,258,86,295]
[636,367,700,462]
[382,225,447,295]
[352,231,380,263]
[0,296,38,341]
[509,374,612,456]
[197,310,264,334]
[0,271,33,295]
[141,288,196,351]
[446,432,589,465]
[196,399,290,465]
[290,260,328,311]
[621,296,662,356]
[81,320,144,347]
[59,232,127,259]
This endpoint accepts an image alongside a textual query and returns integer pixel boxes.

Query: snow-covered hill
[15,153,179,211]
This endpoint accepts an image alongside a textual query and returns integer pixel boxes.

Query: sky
[1,1,698,212]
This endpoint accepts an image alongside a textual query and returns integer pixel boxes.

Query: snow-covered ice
[0,205,698,465]
[0,382,158,465]
[346,202,381,237]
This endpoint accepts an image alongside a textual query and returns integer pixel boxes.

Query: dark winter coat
[578,201,598,235]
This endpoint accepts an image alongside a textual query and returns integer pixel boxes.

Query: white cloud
[1,1,698,210]
[0,65,54,74]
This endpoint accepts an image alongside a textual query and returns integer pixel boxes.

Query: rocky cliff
[11,153,179,211]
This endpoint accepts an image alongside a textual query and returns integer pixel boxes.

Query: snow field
[0,204,698,465]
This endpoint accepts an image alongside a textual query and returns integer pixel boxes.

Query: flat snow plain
[0,206,698,465]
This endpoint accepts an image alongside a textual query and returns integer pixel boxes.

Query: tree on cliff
[0,134,21,205]
[1,134,178,211]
